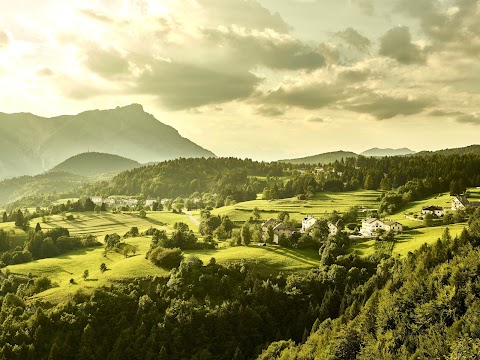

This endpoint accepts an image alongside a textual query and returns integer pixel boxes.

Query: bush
[147,247,184,269]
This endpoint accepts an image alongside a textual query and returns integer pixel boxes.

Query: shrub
[147,247,184,269]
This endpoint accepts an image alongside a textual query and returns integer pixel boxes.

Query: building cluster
[90,196,156,208]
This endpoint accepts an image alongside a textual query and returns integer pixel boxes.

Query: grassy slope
[199,190,382,223]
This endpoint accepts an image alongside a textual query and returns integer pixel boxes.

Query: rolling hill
[0,104,215,180]
[0,172,88,206]
[49,152,141,178]
[361,147,416,157]
[278,150,358,164]
[415,144,480,156]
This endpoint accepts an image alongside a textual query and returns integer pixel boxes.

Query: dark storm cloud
[335,27,371,52]
[344,93,435,119]
[204,27,327,71]
[136,60,261,110]
[379,26,428,65]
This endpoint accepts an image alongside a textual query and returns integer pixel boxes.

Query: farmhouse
[273,223,297,244]
[145,199,156,207]
[262,218,279,233]
[422,206,444,217]
[361,218,403,237]
[452,195,480,210]
[328,221,339,236]
[90,196,103,205]
[383,221,403,233]
[302,215,318,232]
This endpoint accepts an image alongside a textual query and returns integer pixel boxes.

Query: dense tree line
[0,227,101,267]
[262,154,480,207]
[73,157,292,204]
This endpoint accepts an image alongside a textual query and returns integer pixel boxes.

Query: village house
[361,218,403,237]
[262,218,279,233]
[422,206,444,217]
[90,196,103,205]
[302,215,318,232]
[383,221,403,233]
[452,194,480,210]
[328,221,339,236]
[145,199,156,207]
[104,197,116,206]
[273,223,297,244]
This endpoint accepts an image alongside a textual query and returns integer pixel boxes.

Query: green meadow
[200,190,382,223]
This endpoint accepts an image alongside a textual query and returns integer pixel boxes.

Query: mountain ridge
[0,104,215,179]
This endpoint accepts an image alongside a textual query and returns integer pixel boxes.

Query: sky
[0,0,479,160]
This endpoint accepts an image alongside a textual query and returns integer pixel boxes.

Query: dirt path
[184,211,200,226]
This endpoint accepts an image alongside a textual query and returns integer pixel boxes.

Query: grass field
[6,236,168,302]
[38,211,199,238]
[185,245,320,274]
[350,223,467,257]
[201,190,382,223]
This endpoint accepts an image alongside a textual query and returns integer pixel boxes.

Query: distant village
[259,193,480,245]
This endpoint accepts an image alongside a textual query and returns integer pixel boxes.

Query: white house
[361,218,385,236]
[90,196,103,205]
[145,199,156,207]
[328,222,338,236]
[361,218,403,237]
[302,216,318,232]
[452,195,480,210]
[383,221,403,233]
[422,206,444,217]
[104,197,116,205]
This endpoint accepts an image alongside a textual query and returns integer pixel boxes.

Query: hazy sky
[0,0,479,160]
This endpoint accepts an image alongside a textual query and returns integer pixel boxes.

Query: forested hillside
[76,157,289,202]
[49,152,141,177]
[0,172,87,206]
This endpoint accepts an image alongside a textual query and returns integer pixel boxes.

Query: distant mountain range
[279,151,358,165]
[50,152,141,178]
[279,145,480,164]
[360,147,416,157]
[414,145,480,157]
[0,104,215,180]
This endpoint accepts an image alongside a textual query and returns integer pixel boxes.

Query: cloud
[429,109,463,117]
[344,93,435,119]
[351,0,375,16]
[379,26,428,65]
[308,117,324,123]
[36,68,54,77]
[395,0,480,57]
[135,59,261,110]
[0,30,9,47]
[457,113,480,125]
[84,45,130,77]
[204,27,327,71]
[256,106,286,117]
[335,27,371,52]
[78,8,116,24]
[198,0,292,33]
